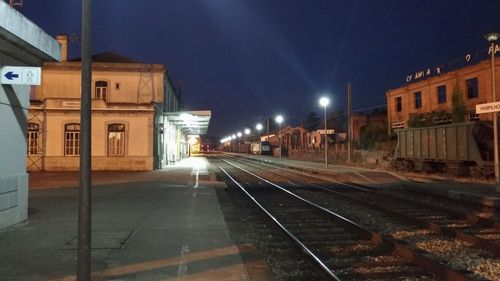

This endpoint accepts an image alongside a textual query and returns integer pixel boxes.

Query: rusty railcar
[393,122,495,176]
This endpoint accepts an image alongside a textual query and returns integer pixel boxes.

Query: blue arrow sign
[1,66,41,85]
[4,71,19,80]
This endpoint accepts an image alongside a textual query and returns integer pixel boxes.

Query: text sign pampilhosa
[0,66,41,86]
[476,101,500,114]
[317,129,335,134]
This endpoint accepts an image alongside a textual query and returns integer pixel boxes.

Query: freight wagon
[393,122,495,177]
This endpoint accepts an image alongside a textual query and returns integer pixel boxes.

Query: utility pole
[77,0,92,280]
[347,83,352,163]
[266,117,270,141]
[324,106,328,166]
[484,33,499,191]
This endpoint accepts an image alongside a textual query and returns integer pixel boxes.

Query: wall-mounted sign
[1,66,41,85]
[317,129,335,134]
[62,101,81,107]
[476,101,500,114]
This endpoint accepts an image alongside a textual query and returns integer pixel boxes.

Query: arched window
[27,123,40,155]
[95,80,108,100]
[65,123,80,156]
[108,123,125,156]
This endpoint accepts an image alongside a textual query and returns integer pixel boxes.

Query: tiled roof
[70,51,141,63]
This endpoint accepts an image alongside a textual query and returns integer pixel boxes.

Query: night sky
[20,0,500,137]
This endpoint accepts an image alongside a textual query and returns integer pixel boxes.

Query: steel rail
[220,158,472,281]
[229,156,500,256]
[218,164,342,281]
[231,155,500,229]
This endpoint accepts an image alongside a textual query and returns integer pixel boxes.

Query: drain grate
[59,230,134,250]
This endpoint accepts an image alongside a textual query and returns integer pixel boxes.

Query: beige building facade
[27,35,186,171]
[386,49,500,133]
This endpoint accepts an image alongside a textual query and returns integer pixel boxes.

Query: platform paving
[0,157,273,281]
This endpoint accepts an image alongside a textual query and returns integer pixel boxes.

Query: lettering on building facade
[406,43,499,83]
[406,67,442,82]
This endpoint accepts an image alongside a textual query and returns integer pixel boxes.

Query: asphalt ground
[0,157,273,281]
[3,153,499,280]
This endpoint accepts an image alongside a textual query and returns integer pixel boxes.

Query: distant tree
[451,85,466,122]
[304,112,321,132]
[359,124,388,150]
[327,110,347,132]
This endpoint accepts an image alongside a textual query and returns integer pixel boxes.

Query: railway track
[216,157,489,281]
[223,156,500,280]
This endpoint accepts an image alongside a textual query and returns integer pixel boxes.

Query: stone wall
[288,148,392,167]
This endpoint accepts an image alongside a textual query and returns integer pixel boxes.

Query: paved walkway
[0,157,273,281]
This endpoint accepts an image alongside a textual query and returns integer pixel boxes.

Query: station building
[386,46,500,133]
[27,35,211,171]
[0,2,60,229]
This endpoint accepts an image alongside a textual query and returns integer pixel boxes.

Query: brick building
[352,112,387,145]
[386,48,500,133]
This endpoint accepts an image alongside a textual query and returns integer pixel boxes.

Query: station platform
[227,153,500,208]
[0,157,273,281]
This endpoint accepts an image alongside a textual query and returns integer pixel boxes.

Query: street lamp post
[231,134,236,152]
[275,115,283,160]
[485,32,499,191]
[237,132,242,153]
[256,123,263,140]
[256,123,263,154]
[267,117,270,141]
[244,128,251,154]
[319,97,330,167]
[77,0,92,280]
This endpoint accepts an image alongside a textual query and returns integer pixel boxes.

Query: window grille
[466,78,478,99]
[107,123,125,156]
[64,123,80,156]
[437,85,446,104]
[27,123,39,155]
[396,97,402,112]
[414,92,422,109]
[95,81,108,100]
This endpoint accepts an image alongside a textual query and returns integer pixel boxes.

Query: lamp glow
[484,32,500,42]
[319,97,330,107]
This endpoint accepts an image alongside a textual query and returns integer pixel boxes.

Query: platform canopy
[165,110,211,135]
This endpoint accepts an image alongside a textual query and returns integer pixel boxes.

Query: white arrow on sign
[1,66,41,86]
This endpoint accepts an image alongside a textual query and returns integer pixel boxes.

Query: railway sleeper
[292,232,367,241]
[337,267,434,281]
[327,255,408,269]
